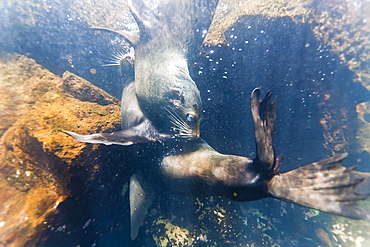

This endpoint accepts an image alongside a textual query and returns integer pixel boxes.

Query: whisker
[166,108,189,129]
[165,107,193,137]
[174,131,193,138]
[102,63,121,67]
[200,120,207,129]
[172,127,192,135]
[102,49,134,67]
[168,114,188,130]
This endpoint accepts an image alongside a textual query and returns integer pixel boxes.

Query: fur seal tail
[268,153,370,220]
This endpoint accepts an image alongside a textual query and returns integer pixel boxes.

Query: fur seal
[129,88,370,239]
[62,0,219,145]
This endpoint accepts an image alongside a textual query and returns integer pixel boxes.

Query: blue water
[1,1,369,246]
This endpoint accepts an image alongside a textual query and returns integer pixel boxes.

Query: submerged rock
[0,53,120,247]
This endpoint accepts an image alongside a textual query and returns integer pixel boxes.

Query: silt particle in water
[89,68,97,74]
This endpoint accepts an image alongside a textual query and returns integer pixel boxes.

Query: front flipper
[89,27,139,46]
[60,119,171,146]
[251,88,277,170]
[130,174,156,240]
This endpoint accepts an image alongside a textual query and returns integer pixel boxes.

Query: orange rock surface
[0,53,121,247]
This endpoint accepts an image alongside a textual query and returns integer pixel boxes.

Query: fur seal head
[134,49,202,139]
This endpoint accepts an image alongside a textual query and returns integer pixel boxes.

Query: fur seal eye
[186,114,195,123]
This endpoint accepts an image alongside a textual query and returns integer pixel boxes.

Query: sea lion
[62,0,219,145]
[129,88,370,239]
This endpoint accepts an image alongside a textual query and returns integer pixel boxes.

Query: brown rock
[0,53,121,247]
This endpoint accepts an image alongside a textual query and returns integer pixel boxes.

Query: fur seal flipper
[251,88,277,171]
[61,80,174,145]
[268,153,370,221]
[60,120,170,146]
[130,174,155,240]
[61,83,171,146]
[125,88,369,239]
[89,27,139,46]
[128,0,219,46]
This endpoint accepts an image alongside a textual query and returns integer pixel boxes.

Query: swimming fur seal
[62,0,219,144]
[129,88,370,239]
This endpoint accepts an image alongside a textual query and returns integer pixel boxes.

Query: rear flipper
[128,0,219,46]
[130,174,156,240]
[268,153,370,220]
[251,88,278,170]
[60,119,171,146]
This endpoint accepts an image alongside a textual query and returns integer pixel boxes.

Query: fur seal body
[62,0,219,145]
[158,88,280,200]
[129,88,370,239]
[129,0,218,137]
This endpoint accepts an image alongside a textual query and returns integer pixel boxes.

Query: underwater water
[0,0,370,246]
